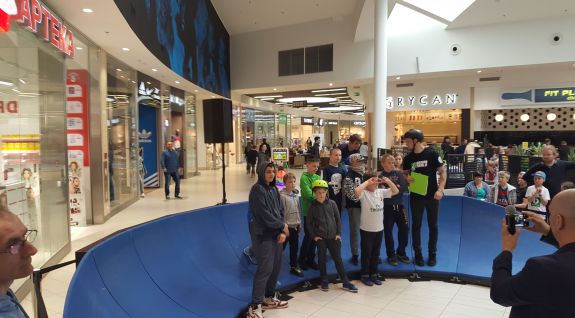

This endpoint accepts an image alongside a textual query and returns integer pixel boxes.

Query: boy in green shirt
[298,158,321,270]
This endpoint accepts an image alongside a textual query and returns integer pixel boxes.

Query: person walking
[161,141,182,200]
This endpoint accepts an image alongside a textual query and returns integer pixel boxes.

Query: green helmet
[312,179,328,189]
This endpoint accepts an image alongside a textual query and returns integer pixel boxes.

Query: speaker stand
[216,142,228,205]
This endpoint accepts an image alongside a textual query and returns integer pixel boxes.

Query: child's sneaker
[320,280,329,291]
[361,276,374,286]
[342,282,358,293]
[243,247,257,265]
[290,266,304,277]
[398,254,411,264]
[262,297,288,309]
[370,274,383,285]
[246,304,263,318]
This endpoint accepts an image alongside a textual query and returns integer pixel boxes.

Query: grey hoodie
[280,188,301,227]
[249,163,285,239]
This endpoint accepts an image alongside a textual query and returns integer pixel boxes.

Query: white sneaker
[140,193,145,198]
[247,304,263,318]
[262,297,288,309]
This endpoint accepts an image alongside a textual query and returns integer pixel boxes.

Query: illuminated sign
[301,117,314,125]
[0,100,18,113]
[353,120,366,126]
[386,93,457,109]
[327,120,338,125]
[15,0,75,57]
[0,0,17,32]
[501,87,575,104]
[169,94,184,107]
[138,81,161,101]
[292,100,307,108]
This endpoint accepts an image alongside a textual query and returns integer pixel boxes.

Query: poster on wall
[139,104,159,187]
[66,70,90,226]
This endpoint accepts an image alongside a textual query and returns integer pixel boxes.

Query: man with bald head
[0,207,37,317]
[490,189,575,318]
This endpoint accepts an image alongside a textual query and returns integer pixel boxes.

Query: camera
[506,212,530,234]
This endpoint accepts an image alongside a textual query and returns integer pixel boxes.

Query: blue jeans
[164,171,180,196]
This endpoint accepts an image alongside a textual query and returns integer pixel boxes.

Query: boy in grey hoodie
[247,163,289,318]
[279,172,304,277]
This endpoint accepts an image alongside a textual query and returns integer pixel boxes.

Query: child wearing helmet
[307,179,358,293]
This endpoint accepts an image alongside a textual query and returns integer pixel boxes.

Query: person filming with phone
[490,189,575,318]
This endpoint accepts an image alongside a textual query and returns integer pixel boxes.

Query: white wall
[231,14,575,90]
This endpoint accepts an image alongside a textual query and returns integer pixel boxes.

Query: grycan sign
[14,0,75,57]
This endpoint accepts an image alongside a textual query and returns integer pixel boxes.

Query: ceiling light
[317,106,363,112]
[116,68,122,72]
[477,70,482,73]
[495,114,504,122]
[131,81,136,84]
[122,47,130,51]
[547,113,557,121]
[175,81,180,84]
[194,90,199,93]
[259,98,275,101]
[314,92,347,96]
[120,75,125,78]
[76,46,83,50]
[18,79,26,84]
[278,97,338,103]
[520,114,530,122]
[311,88,346,93]
[146,81,151,85]
[396,76,401,80]
[272,88,277,91]
[152,69,158,72]
[82,8,94,13]
[255,95,283,99]
[0,80,14,86]
[11,88,20,93]
[211,96,215,98]
[329,83,334,86]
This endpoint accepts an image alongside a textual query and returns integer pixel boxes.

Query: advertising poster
[139,104,159,187]
[66,70,89,226]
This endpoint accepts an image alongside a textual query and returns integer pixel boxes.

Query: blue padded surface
[66,196,557,318]
[92,231,197,317]
[63,253,130,318]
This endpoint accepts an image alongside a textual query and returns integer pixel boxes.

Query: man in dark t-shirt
[402,129,446,267]
[339,134,362,165]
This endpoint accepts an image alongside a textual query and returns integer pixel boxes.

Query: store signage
[138,81,161,101]
[0,0,17,32]
[15,0,75,57]
[292,100,307,108]
[386,93,457,109]
[278,112,287,125]
[501,87,575,105]
[327,120,338,125]
[353,120,366,126]
[0,100,18,113]
[169,94,184,107]
[301,117,314,125]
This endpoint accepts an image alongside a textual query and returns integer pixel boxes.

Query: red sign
[0,0,17,32]
[15,0,74,57]
[66,70,89,166]
[0,100,18,113]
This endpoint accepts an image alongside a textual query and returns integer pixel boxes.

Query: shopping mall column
[372,0,388,159]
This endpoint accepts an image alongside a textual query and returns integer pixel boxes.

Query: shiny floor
[20,164,510,318]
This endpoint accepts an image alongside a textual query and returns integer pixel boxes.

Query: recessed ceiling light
[120,75,125,78]
[194,90,199,93]
[311,88,346,93]
[131,81,136,84]
[495,114,504,122]
[122,47,130,51]
[255,95,283,99]
[547,113,557,121]
[314,92,347,96]
[329,83,334,86]
[175,81,180,84]
[477,70,482,73]
[82,8,93,13]
[146,81,151,85]
[76,46,83,50]
[211,96,216,98]
[18,79,26,84]
[116,68,122,72]
[0,80,14,86]
[152,69,158,72]
[278,97,338,103]
[396,76,401,80]
[520,114,530,122]
[272,88,277,91]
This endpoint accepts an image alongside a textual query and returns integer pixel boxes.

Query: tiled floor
[19,164,510,318]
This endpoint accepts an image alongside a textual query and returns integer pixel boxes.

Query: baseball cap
[532,171,546,180]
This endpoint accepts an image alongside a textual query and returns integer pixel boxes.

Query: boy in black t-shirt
[402,129,446,267]
[323,148,347,214]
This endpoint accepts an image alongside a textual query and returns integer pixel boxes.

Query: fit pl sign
[501,87,575,105]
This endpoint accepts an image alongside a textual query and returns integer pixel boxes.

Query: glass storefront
[106,57,139,211]
[392,109,462,145]
[0,19,69,291]
[184,93,198,176]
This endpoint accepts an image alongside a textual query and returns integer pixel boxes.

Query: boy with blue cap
[523,171,550,218]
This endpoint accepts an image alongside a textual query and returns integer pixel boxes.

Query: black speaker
[203,99,233,143]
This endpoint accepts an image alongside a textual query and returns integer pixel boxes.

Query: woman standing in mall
[247,163,289,318]
[523,145,575,201]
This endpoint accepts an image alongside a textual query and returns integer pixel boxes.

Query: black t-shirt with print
[403,147,443,199]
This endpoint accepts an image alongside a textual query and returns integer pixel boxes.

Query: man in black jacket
[490,189,575,318]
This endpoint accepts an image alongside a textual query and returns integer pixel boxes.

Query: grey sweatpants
[348,207,361,256]
[251,230,283,304]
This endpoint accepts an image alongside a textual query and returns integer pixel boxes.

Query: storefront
[386,89,470,145]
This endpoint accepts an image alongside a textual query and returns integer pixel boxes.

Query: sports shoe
[361,276,374,286]
[370,274,383,285]
[290,266,304,277]
[387,254,399,266]
[427,253,437,267]
[414,253,424,267]
[175,195,183,199]
[351,255,359,266]
[262,297,288,309]
[320,280,329,291]
[243,247,257,265]
[342,282,358,293]
[398,254,411,264]
[165,195,170,200]
[140,193,145,198]
[246,304,263,318]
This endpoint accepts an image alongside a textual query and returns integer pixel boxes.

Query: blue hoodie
[248,163,285,239]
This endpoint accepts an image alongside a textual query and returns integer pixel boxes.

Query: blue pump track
[64,196,554,317]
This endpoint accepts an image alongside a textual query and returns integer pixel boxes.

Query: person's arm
[300,175,315,201]
[435,165,447,200]
[509,189,517,205]
[463,182,471,197]
[540,188,550,206]
[160,151,166,170]
[381,176,399,196]
[396,172,408,195]
[354,177,377,198]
